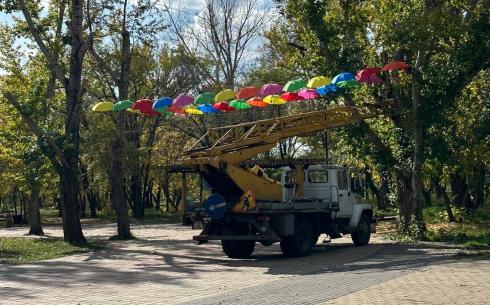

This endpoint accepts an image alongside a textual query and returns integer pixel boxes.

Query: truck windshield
[308,170,328,183]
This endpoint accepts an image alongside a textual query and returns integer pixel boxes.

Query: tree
[165,0,268,89]
[1,0,93,244]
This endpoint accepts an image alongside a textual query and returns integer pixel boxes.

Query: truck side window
[337,171,347,190]
[308,170,328,183]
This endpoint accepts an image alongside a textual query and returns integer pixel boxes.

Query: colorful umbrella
[155,107,171,115]
[336,80,360,89]
[356,68,383,84]
[173,95,194,108]
[316,84,338,95]
[236,86,260,99]
[213,102,235,112]
[92,102,114,112]
[184,107,203,115]
[198,104,219,113]
[307,76,331,88]
[260,83,283,96]
[298,89,319,100]
[153,97,173,109]
[113,100,133,111]
[382,60,410,71]
[281,92,304,102]
[214,89,236,102]
[229,99,252,109]
[126,108,141,114]
[195,92,214,105]
[132,99,153,113]
[263,95,286,105]
[168,105,186,114]
[332,72,356,85]
[247,97,268,108]
[141,109,161,116]
[283,79,307,92]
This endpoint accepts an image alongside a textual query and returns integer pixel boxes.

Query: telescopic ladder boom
[185,101,394,165]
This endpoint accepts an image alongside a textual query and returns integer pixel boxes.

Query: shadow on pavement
[0,235,463,301]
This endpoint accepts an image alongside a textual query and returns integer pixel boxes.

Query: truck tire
[221,240,255,258]
[351,214,371,246]
[280,220,314,257]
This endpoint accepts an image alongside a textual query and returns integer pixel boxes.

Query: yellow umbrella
[214,89,236,102]
[91,102,114,112]
[307,76,331,88]
[263,95,286,105]
[185,107,203,115]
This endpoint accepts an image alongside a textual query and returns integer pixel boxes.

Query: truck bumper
[193,234,281,242]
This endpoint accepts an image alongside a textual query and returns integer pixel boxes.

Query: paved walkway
[0,224,488,304]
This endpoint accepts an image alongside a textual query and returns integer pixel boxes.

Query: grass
[421,205,490,248]
[0,237,104,264]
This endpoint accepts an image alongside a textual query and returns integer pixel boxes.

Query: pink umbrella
[298,89,319,100]
[356,67,383,84]
[260,83,283,96]
[172,95,194,108]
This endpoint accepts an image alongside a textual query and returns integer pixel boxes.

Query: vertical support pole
[181,172,187,214]
[199,174,203,203]
[323,131,329,164]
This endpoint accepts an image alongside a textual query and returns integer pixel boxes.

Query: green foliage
[0,237,104,264]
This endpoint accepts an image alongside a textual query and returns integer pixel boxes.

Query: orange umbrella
[246,97,268,108]
[382,61,410,71]
[236,86,260,99]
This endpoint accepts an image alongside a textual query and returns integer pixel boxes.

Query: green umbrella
[229,99,251,109]
[113,100,133,111]
[336,79,360,89]
[155,107,171,115]
[195,92,214,105]
[283,79,306,92]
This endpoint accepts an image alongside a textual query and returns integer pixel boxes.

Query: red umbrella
[132,99,153,113]
[246,97,268,108]
[382,61,410,72]
[356,67,383,84]
[168,106,185,114]
[236,86,260,99]
[213,102,235,112]
[281,92,304,102]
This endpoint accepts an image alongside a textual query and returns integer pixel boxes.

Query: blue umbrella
[331,72,356,84]
[153,97,173,110]
[316,84,338,95]
[198,104,219,113]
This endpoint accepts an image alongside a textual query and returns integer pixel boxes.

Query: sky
[0,0,276,76]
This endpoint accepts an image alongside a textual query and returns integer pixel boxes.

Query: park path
[0,223,489,305]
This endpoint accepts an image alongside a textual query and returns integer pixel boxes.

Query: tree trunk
[410,67,426,237]
[450,172,475,210]
[432,177,455,223]
[475,164,485,208]
[28,181,44,236]
[60,166,86,245]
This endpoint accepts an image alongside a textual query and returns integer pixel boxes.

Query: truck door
[337,170,354,217]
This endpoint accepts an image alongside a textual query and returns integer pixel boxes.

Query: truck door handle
[348,191,351,196]
[339,194,344,197]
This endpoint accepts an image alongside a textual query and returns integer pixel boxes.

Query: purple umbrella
[173,95,194,108]
[260,83,283,96]
[298,88,319,100]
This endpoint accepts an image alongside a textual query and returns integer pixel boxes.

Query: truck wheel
[280,221,314,257]
[221,240,255,258]
[351,215,371,246]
